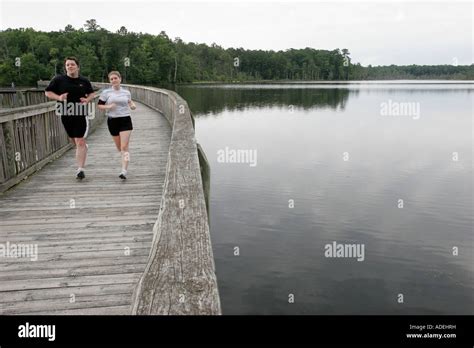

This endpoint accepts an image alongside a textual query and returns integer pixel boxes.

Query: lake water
[176,82,473,315]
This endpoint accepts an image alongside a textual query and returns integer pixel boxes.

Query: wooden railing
[93,82,220,315]
[0,89,49,108]
[0,95,105,193]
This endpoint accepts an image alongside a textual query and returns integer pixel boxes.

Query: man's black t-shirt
[45,74,94,102]
[45,74,94,116]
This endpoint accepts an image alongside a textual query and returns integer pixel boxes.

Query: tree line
[0,20,472,86]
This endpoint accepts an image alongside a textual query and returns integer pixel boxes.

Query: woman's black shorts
[107,116,133,136]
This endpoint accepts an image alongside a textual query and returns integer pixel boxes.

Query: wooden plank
[0,123,6,182]
[0,283,136,303]
[0,256,149,274]
[0,239,151,254]
[1,207,159,220]
[20,305,131,315]
[2,120,17,180]
[13,119,22,172]
[0,293,133,314]
[1,189,164,199]
[25,117,31,167]
[0,248,151,263]
[0,197,160,207]
[43,112,50,155]
[0,219,157,233]
[0,273,143,292]
[31,116,39,163]
[0,239,152,254]
[0,216,158,229]
[2,229,153,241]
[0,263,148,281]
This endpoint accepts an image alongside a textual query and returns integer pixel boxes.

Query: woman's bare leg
[112,135,121,152]
[119,130,132,172]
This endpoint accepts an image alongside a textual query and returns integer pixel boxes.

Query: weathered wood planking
[0,102,171,314]
[93,83,221,315]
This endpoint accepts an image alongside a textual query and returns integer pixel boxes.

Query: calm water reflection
[176,83,473,314]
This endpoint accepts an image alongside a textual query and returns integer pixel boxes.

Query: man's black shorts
[107,116,133,136]
[61,115,89,138]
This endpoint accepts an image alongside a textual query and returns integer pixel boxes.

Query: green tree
[84,19,100,32]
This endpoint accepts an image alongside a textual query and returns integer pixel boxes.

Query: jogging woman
[45,57,95,180]
[97,71,136,180]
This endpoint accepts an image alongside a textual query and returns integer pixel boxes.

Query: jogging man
[44,57,95,180]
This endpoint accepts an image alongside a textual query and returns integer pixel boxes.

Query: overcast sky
[0,0,472,66]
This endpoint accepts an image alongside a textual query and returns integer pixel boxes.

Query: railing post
[16,91,26,107]
[44,112,51,154]
[2,120,17,180]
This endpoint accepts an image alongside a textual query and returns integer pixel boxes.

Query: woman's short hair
[64,56,80,67]
[108,71,122,79]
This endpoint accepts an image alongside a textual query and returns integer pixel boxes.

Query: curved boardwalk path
[0,102,171,314]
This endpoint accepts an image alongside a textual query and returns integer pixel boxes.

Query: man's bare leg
[74,137,87,179]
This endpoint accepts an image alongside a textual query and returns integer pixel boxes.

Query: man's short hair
[64,56,80,67]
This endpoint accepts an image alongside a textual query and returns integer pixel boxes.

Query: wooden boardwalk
[0,102,171,314]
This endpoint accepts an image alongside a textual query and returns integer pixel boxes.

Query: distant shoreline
[3,79,474,90]
[181,80,474,86]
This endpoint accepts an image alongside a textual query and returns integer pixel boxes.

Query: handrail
[0,89,49,108]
